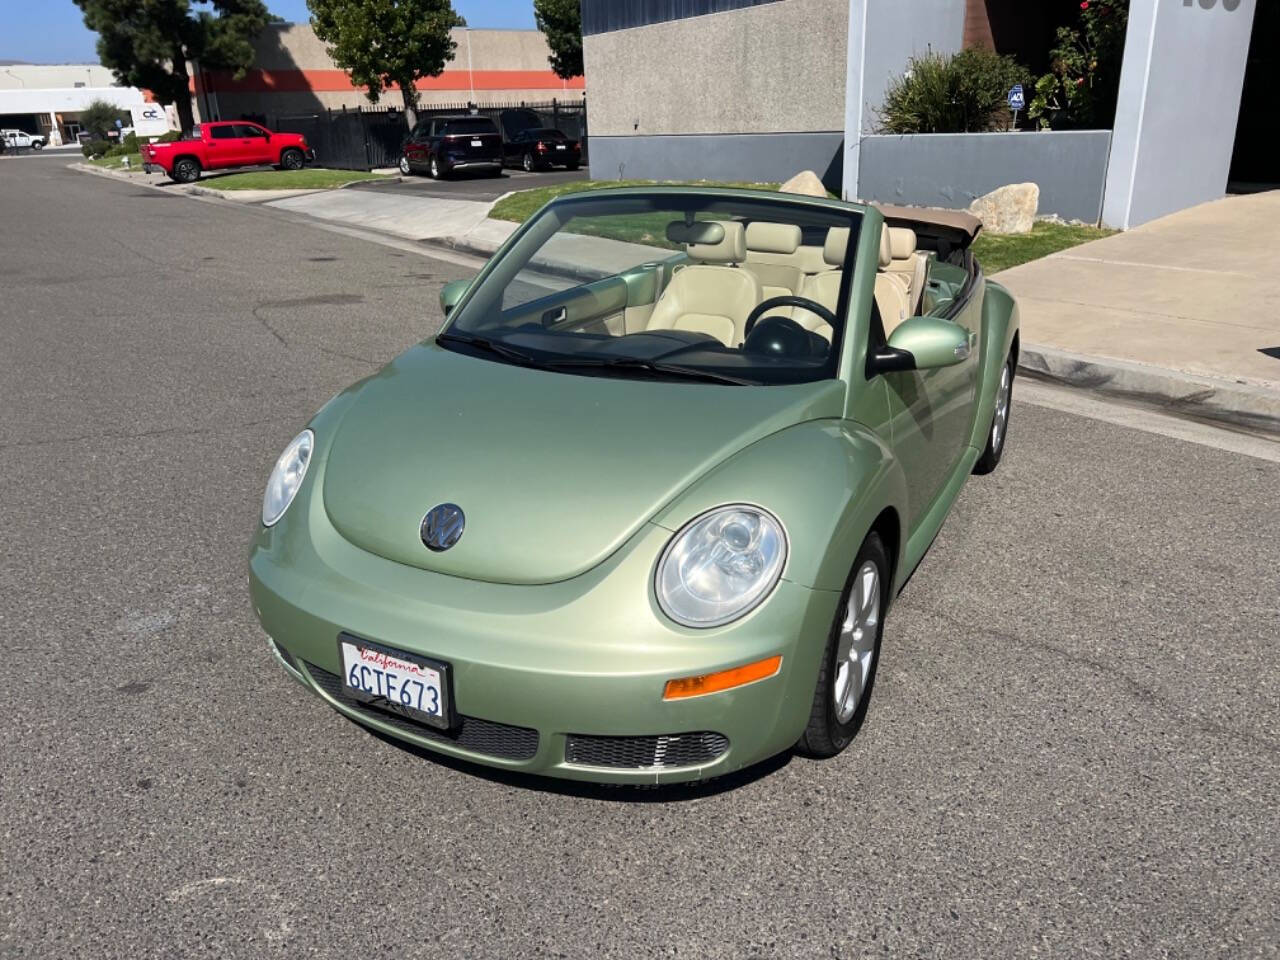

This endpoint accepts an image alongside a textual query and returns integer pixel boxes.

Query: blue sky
[0,0,536,64]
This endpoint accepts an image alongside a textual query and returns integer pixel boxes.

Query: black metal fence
[246,99,588,172]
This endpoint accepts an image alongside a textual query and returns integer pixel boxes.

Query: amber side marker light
[663,655,782,701]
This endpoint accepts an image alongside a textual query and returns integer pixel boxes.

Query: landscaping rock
[968,182,1039,234]
[780,170,828,198]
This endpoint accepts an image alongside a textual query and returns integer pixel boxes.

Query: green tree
[308,0,464,129]
[79,98,127,138]
[74,0,271,134]
[533,0,583,80]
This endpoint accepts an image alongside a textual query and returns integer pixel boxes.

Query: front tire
[32,142,43,151]
[973,354,1014,475]
[429,155,443,179]
[398,155,411,176]
[797,532,889,759]
[280,148,304,171]
[172,158,201,183]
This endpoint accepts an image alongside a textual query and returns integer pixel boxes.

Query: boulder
[968,182,1040,235]
[779,170,828,198]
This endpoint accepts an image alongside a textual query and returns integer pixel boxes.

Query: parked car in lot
[249,186,1019,785]
[399,116,502,179]
[140,121,313,183]
[1,129,46,150]
[504,127,581,172]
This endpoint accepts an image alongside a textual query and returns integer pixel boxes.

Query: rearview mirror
[439,278,472,316]
[870,316,970,374]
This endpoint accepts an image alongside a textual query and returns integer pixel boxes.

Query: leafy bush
[81,139,111,158]
[1029,0,1129,129]
[879,48,1031,134]
[156,129,182,143]
[79,99,126,139]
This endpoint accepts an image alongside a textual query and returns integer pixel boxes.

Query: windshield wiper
[542,356,754,386]
[437,332,543,367]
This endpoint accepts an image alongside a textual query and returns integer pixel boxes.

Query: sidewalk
[994,191,1280,431]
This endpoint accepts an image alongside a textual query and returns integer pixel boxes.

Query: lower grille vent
[565,732,729,769]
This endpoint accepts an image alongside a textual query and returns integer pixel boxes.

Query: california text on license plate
[338,635,451,729]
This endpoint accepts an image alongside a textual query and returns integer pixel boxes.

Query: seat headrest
[746,221,802,255]
[688,220,746,263]
[888,227,917,260]
[823,227,850,267]
[878,225,893,269]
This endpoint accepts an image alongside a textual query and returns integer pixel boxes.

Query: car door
[405,121,432,168]
[206,124,244,168]
[235,124,273,165]
[883,269,982,530]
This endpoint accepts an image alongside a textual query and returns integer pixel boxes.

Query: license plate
[555,144,566,150]
[470,139,483,147]
[338,634,451,729]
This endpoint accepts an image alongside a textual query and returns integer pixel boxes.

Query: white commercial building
[0,63,164,145]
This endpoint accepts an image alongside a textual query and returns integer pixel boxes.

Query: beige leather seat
[790,227,848,341]
[874,226,911,336]
[885,226,927,316]
[646,221,761,346]
[743,222,805,302]
[792,226,910,341]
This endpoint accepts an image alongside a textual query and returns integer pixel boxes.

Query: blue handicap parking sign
[1008,84,1025,111]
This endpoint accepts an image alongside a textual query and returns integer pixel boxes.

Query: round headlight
[261,429,313,527]
[656,504,787,628]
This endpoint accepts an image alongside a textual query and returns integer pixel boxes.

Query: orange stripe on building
[194,69,585,94]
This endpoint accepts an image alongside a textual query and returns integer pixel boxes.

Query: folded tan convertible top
[874,203,983,245]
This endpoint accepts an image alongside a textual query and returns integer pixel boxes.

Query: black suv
[399,115,503,179]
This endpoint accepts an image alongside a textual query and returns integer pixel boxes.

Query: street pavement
[1,158,1277,959]
[349,164,588,202]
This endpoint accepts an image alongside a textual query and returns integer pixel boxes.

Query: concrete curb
[1018,344,1280,435]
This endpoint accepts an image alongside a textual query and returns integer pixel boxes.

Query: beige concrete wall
[583,0,848,136]
[250,23,560,75]
[200,23,582,121]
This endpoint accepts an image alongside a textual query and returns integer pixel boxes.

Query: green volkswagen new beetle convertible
[249,186,1018,784]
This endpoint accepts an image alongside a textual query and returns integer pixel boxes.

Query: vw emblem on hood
[420,503,465,552]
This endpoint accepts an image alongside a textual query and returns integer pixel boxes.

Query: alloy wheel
[992,362,1012,451]
[399,156,410,175]
[523,152,534,172]
[833,561,880,723]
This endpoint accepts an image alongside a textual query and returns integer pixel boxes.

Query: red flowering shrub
[1029,0,1129,129]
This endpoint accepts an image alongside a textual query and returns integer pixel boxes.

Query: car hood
[321,343,845,584]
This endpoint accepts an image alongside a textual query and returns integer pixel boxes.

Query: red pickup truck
[141,121,313,183]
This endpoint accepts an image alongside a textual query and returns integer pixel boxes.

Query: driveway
[349,165,588,202]
[2,158,1276,959]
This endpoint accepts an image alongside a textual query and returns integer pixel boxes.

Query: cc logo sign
[1184,0,1242,9]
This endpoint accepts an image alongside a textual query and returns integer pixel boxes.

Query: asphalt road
[348,164,588,201]
[2,157,1277,959]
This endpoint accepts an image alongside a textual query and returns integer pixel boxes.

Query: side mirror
[439,278,472,316]
[870,316,970,375]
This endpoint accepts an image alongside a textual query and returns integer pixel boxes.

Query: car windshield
[441,192,862,386]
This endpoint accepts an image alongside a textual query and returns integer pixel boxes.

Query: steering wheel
[744,296,837,337]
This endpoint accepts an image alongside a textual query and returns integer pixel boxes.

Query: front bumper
[248,465,839,784]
